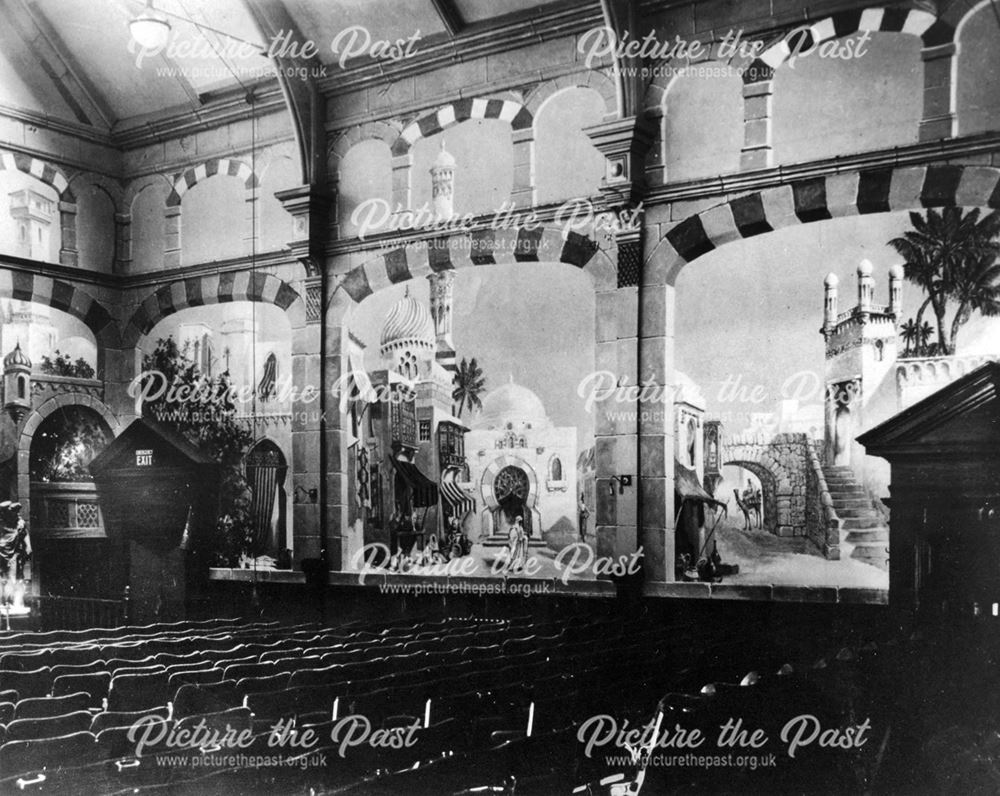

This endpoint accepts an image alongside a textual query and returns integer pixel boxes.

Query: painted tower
[821,261,902,482]
[8,189,55,261]
[3,343,32,422]
[430,141,456,221]
[428,270,456,379]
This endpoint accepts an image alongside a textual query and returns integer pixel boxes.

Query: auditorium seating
[0,608,975,793]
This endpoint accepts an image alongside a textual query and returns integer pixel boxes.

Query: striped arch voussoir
[0,272,118,346]
[123,273,304,347]
[656,165,1000,283]
[0,150,74,201]
[166,158,258,207]
[391,99,533,157]
[746,6,939,83]
[334,227,604,306]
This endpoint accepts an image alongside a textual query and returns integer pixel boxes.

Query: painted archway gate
[722,432,810,537]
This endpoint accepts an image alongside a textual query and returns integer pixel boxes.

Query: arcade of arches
[0,0,997,607]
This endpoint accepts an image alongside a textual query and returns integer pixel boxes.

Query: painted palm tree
[947,246,1000,349]
[452,357,486,418]
[888,207,1000,355]
[918,320,935,355]
[899,318,919,357]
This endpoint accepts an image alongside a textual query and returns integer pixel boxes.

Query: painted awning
[674,459,726,510]
[441,465,475,518]
[390,458,438,508]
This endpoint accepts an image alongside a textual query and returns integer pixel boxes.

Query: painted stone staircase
[822,465,889,570]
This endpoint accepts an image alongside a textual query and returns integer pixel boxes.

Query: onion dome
[3,342,30,370]
[824,272,839,287]
[380,287,434,352]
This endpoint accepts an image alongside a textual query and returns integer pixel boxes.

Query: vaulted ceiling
[0,0,585,136]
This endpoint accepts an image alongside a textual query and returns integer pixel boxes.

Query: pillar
[244,188,260,256]
[740,80,774,171]
[511,128,535,208]
[593,279,640,569]
[102,346,141,426]
[164,206,181,269]
[391,154,412,214]
[637,278,676,582]
[114,212,131,275]
[321,297,351,572]
[291,299,323,563]
[919,43,956,141]
[59,201,78,267]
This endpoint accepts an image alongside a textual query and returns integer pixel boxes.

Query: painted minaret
[430,141,456,221]
[428,270,456,376]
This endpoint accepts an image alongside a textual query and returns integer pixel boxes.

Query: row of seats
[0,607,885,794]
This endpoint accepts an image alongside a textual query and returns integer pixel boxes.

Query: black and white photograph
[0,0,997,792]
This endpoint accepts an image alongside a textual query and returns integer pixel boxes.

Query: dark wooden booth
[858,362,1000,618]
[88,417,218,623]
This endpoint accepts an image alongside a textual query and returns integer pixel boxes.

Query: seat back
[108,671,170,712]
[52,672,111,701]
[0,731,97,778]
[14,692,93,720]
[90,706,171,734]
[5,710,92,743]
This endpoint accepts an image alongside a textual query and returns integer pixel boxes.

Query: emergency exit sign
[135,449,153,466]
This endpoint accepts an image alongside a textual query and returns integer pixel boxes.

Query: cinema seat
[5,710,93,742]
[14,692,93,720]
[90,707,171,734]
[108,672,171,711]
[0,730,97,779]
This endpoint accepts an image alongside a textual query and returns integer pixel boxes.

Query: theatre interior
[0,0,997,792]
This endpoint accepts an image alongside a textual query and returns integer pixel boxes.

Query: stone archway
[481,455,540,539]
[722,433,809,536]
[724,460,778,534]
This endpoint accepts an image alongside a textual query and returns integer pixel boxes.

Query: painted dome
[433,141,456,169]
[473,376,549,429]
[380,288,434,352]
[3,342,31,370]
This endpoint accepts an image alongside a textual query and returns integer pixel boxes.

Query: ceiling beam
[9,0,117,128]
[242,0,326,185]
[430,0,464,36]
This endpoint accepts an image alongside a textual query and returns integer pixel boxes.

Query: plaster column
[740,80,774,171]
[510,128,535,208]
[59,201,78,267]
[919,43,957,141]
[164,206,181,269]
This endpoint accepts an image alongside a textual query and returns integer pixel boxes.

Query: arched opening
[244,439,288,554]
[0,171,61,263]
[772,32,922,163]
[181,174,246,265]
[661,66,743,182]
[342,248,600,576]
[337,139,393,238]
[410,121,513,216]
[493,464,533,538]
[721,462,777,534]
[534,87,606,202]
[956,2,1000,136]
[29,405,114,597]
[129,180,170,273]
